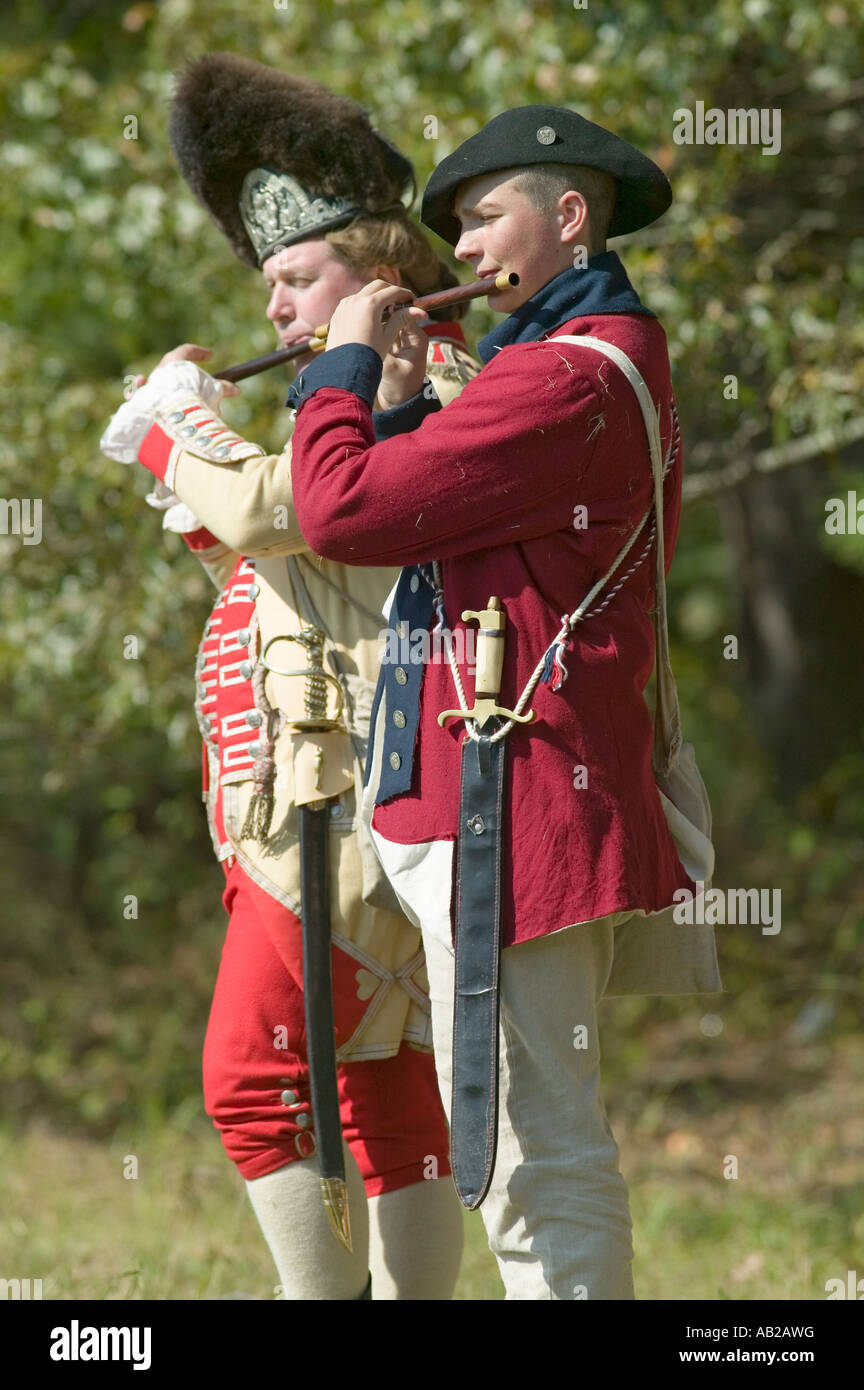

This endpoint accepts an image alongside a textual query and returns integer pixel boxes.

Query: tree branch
[683,417,864,502]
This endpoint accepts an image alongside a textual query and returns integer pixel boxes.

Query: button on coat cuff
[372,383,442,439]
[285,344,383,411]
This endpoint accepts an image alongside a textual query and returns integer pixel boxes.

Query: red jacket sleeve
[289,339,606,566]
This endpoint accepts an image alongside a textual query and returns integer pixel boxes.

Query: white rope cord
[432,396,679,744]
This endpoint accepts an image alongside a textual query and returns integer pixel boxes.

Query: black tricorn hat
[169,53,415,267]
[421,105,672,245]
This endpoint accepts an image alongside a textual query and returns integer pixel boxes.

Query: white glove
[100,362,235,465]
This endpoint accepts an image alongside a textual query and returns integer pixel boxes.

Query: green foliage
[1,0,862,1138]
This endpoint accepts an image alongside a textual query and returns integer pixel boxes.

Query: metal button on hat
[389,752,402,770]
[536,125,556,144]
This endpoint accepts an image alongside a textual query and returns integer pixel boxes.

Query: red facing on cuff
[138,422,175,483]
[182,525,223,551]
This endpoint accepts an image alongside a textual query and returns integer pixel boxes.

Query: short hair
[326,209,467,320]
[509,164,616,254]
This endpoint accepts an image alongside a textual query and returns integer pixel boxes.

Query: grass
[2,1028,861,1301]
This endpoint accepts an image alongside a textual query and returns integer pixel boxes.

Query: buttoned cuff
[372,383,442,439]
[285,344,383,411]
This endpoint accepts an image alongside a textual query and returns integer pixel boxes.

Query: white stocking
[367,1178,464,1300]
[245,1144,370,1300]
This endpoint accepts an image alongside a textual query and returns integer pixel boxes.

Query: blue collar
[477,252,654,363]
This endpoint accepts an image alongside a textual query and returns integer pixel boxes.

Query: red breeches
[202,861,451,1197]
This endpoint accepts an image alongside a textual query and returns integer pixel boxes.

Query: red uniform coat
[289,304,697,949]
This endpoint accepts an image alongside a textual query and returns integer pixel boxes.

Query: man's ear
[559,191,589,243]
[372,263,403,287]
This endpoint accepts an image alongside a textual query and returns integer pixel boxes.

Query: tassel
[241,761,276,844]
[540,636,571,692]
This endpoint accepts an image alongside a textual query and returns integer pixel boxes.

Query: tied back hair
[326,209,467,321]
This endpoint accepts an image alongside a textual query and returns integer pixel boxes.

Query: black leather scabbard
[450,729,506,1209]
[299,801,351,1250]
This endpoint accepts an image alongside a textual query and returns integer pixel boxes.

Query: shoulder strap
[551,335,683,776]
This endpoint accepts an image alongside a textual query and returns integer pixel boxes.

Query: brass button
[389,752,402,771]
[394,667,408,685]
[393,710,407,729]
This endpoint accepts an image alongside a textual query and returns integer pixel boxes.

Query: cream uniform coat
[158,334,478,1062]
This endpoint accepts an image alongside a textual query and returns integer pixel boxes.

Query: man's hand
[376,317,430,410]
[126,344,240,397]
[326,281,428,408]
[155,343,240,395]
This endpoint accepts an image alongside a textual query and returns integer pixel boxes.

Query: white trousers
[422,916,636,1301]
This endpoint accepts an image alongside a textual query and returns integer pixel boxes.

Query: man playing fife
[284,106,721,1300]
[101,55,478,1300]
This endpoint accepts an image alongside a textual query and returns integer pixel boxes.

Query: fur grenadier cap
[421,105,672,244]
[169,53,415,267]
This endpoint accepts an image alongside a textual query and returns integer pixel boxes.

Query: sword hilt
[461,597,506,699]
[261,628,346,732]
[438,596,536,730]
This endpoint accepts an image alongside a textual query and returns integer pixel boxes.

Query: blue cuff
[371,382,442,440]
[284,343,383,411]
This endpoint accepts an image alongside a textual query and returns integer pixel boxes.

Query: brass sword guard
[261,629,345,732]
[438,597,536,730]
[262,629,346,800]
